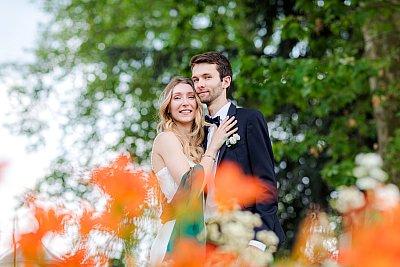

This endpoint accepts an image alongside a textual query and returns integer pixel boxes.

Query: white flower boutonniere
[225,133,241,147]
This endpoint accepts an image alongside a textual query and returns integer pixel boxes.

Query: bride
[150,76,237,266]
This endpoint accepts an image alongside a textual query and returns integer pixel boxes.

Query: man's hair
[190,51,233,82]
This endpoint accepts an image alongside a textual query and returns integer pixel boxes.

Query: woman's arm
[155,116,238,190]
[154,132,192,184]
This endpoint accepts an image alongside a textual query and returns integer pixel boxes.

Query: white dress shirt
[204,102,231,220]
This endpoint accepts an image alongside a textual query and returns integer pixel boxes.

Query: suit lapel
[203,126,209,149]
[217,103,237,165]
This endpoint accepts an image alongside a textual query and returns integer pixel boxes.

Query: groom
[190,52,285,249]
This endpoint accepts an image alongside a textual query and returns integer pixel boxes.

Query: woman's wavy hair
[157,76,205,163]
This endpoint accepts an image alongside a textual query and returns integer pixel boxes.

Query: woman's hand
[207,116,238,155]
[199,116,238,191]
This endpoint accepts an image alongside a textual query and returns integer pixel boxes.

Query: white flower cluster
[332,153,400,213]
[353,153,388,190]
[374,183,400,210]
[225,133,240,147]
[206,209,278,266]
[333,186,366,214]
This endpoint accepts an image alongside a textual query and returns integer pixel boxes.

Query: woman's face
[169,83,198,126]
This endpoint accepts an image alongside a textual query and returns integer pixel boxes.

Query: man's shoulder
[236,106,264,118]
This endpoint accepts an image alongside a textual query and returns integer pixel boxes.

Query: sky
[0,0,57,244]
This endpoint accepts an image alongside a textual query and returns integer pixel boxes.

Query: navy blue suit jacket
[205,103,285,244]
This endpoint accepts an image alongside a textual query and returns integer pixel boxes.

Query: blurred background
[0,0,54,241]
[1,0,399,263]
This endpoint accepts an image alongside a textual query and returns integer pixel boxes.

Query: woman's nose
[182,97,189,105]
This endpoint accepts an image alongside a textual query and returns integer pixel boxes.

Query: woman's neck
[175,123,192,135]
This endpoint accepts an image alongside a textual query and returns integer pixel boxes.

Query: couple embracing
[150,52,285,266]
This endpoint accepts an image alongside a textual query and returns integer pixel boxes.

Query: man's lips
[198,91,208,96]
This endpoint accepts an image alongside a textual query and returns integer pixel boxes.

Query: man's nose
[197,79,205,88]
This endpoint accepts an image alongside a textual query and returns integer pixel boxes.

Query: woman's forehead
[172,83,195,94]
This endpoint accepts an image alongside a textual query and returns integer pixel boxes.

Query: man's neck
[208,99,229,117]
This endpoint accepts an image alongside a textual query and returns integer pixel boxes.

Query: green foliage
[235,54,376,187]
[385,128,400,183]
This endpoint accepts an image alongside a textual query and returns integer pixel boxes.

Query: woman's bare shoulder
[153,131,181,150]
[152,132,179,171]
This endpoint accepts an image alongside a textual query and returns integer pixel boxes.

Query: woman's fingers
[225,119,237,131]
[226,127,238,136]
[217,116,237,133]
[220,116,235,126]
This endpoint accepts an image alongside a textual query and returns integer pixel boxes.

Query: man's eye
[189,96,195,99]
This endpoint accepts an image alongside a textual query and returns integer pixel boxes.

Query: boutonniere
[225,133,241,147]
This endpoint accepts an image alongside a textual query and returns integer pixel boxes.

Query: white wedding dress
[149,160,196,267]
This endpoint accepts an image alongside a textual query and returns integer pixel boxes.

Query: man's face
[191,63,227,105]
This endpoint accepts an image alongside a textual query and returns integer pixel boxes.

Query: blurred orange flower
[62,249,88,266]
[17,201,67,262]
[0,161,6,183]
[291,209,337,265]
[339,204,400,267]
[214,162,274,211]
[62,248,108,266]
[78,207,122,235]
[79,209,97,236]
[33,206,67,237]
[18,231,45,264]
[167,239,206,267]
[205,247,240,267]
[90,155,147,218]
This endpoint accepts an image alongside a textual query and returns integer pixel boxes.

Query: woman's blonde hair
[157,76,205,163]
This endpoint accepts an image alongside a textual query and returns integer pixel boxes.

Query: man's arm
[246,110,285,244]
[246,110,277,201]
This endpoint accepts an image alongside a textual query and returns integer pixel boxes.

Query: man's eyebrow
[192,73,211,78]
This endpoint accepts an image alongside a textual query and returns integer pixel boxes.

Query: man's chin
[200,97,211,104]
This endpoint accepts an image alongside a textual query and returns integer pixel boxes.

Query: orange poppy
[18,231,45,263]
[90,155,147,218]
[167,239,206,267]
[339,205,400,267]
[214,162,274,212]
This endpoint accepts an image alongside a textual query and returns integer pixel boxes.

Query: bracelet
[203,154,216,162]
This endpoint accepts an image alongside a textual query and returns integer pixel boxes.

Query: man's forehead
[192,63,218,76]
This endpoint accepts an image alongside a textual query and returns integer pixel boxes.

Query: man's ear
[222,76,232,89]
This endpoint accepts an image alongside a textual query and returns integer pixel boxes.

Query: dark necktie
[205,115,220,127]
